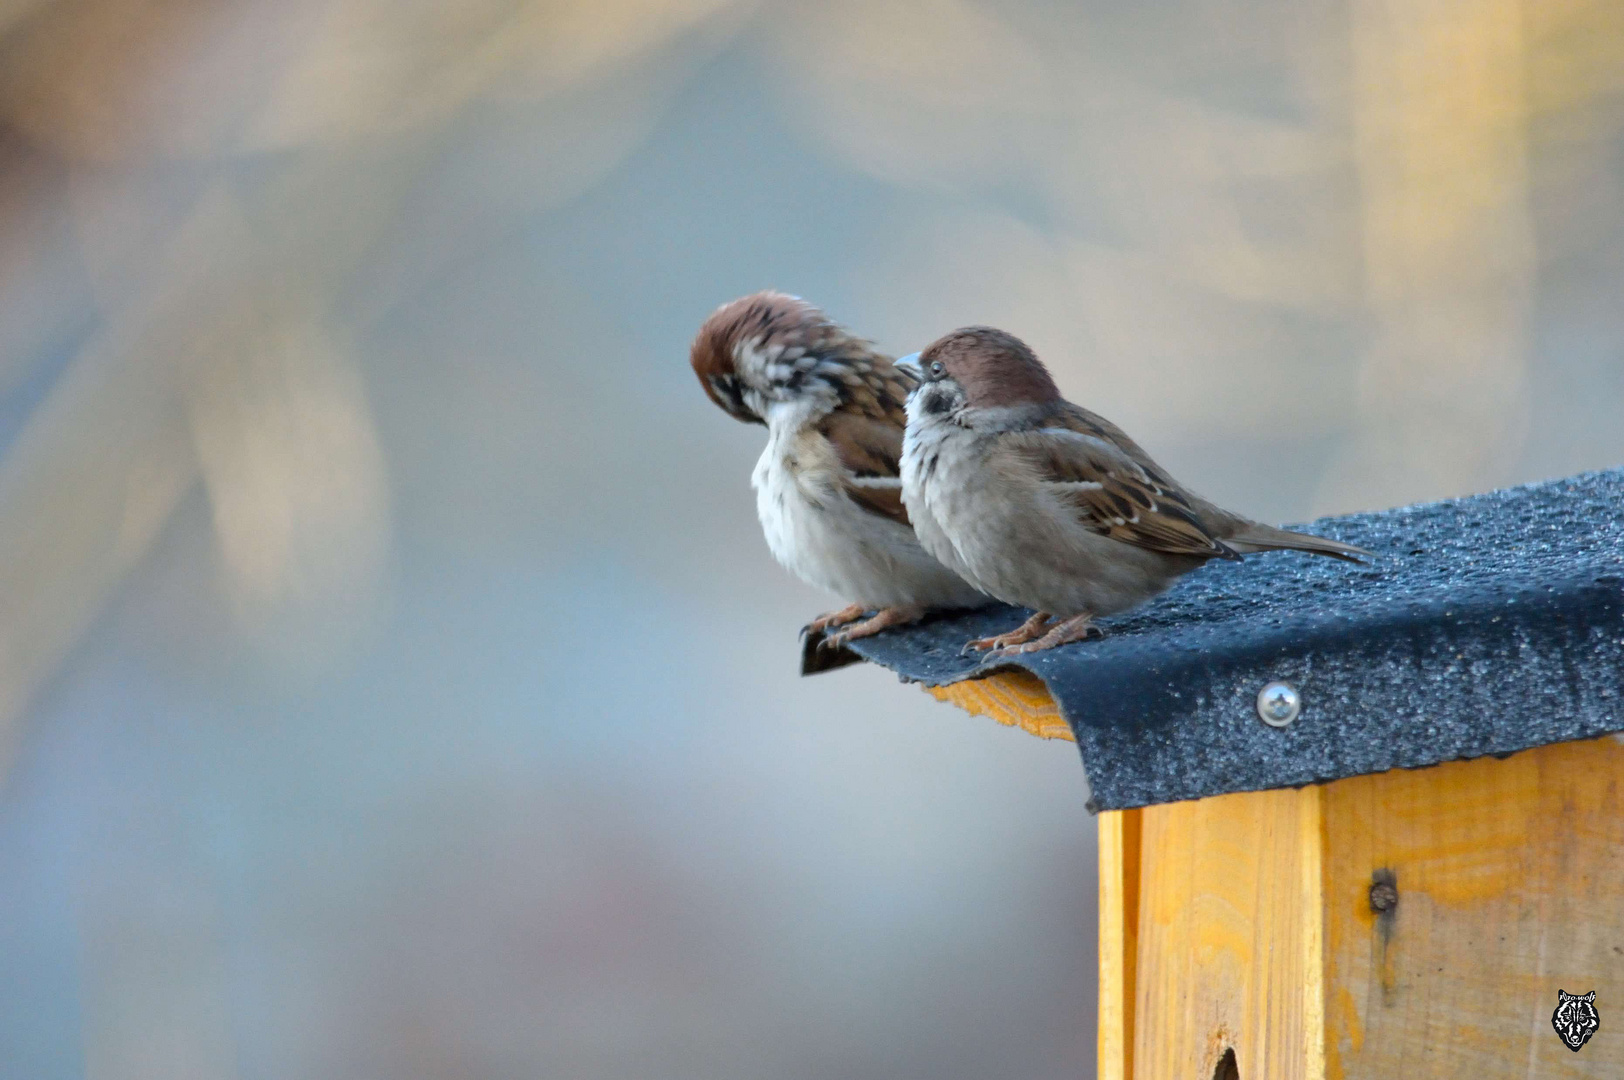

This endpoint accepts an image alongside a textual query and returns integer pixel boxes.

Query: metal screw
[1257,681,1301,727]
[1369,881,1399,913]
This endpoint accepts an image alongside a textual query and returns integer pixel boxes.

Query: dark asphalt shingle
[807,468,1624,811]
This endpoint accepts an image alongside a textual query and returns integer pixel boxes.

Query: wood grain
[1099,808,1142,1080]
[1130,785,1325,1080]
[1321,737,1624,1079]
[926,669,1074,742]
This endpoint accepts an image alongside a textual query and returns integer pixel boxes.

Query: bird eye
[929,361,944,378]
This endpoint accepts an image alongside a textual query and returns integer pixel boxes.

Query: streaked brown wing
[823,345,917,430]
[1007,410,1239,560]
[818,409,911,527]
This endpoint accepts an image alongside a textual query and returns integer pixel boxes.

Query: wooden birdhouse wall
[1098,737,1624,1080]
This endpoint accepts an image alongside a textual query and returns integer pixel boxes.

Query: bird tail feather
[1225,523,1371,562]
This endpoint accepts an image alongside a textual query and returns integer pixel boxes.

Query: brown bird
[691,292,985,647]
[899,326,1369,656]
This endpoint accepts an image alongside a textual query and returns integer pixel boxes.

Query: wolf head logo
[1552,989,1599,1052]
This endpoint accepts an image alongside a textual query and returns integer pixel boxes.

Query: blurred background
[0,0,1621,1076]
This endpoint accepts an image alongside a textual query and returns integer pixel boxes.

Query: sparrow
[690,292,986,647]
[899,326,1370,656]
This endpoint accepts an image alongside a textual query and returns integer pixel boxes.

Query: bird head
[911,326,1061,417]
[690,291,906,428]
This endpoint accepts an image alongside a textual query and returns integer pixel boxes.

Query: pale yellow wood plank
[1133,785,1325,1080]
[1321,737,1624,1079]
[926,670,1073,742]
[1099,808,1142,1080]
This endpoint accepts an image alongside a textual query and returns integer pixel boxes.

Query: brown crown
[918,326,1061,408]
[689,292,911,426]
[690,291,822,383]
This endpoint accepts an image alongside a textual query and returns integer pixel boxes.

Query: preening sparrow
[691,292,985,648]
[900,326,1369,656]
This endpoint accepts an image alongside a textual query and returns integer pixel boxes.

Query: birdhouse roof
[814,467,1624,811]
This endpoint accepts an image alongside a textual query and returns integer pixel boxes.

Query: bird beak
[895,351,922,376]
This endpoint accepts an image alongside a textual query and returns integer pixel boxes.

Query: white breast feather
[753,417,982,610]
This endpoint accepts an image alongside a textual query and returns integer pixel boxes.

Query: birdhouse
[812,467,1624,1079]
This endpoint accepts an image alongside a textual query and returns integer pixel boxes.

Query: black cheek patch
[921,390,953,416]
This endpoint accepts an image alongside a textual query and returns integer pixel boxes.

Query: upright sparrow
[691,293,985,647]
[900,327,1369,656]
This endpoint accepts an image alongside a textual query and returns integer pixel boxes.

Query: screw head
[1257,681,1301,727]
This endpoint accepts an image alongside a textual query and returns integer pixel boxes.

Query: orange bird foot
[821,605,926,650]
[981,613,1100,659]
[802,603,868,638]
[964,611,1054,653]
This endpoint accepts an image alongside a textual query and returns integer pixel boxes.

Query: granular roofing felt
[806,468,1624,811]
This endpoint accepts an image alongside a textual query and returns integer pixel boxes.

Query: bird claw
[972,640,1050,661]
[962,612,1056,654]
[970,614,1101,659]
[816,605,926,651]
[802,603,868,639]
